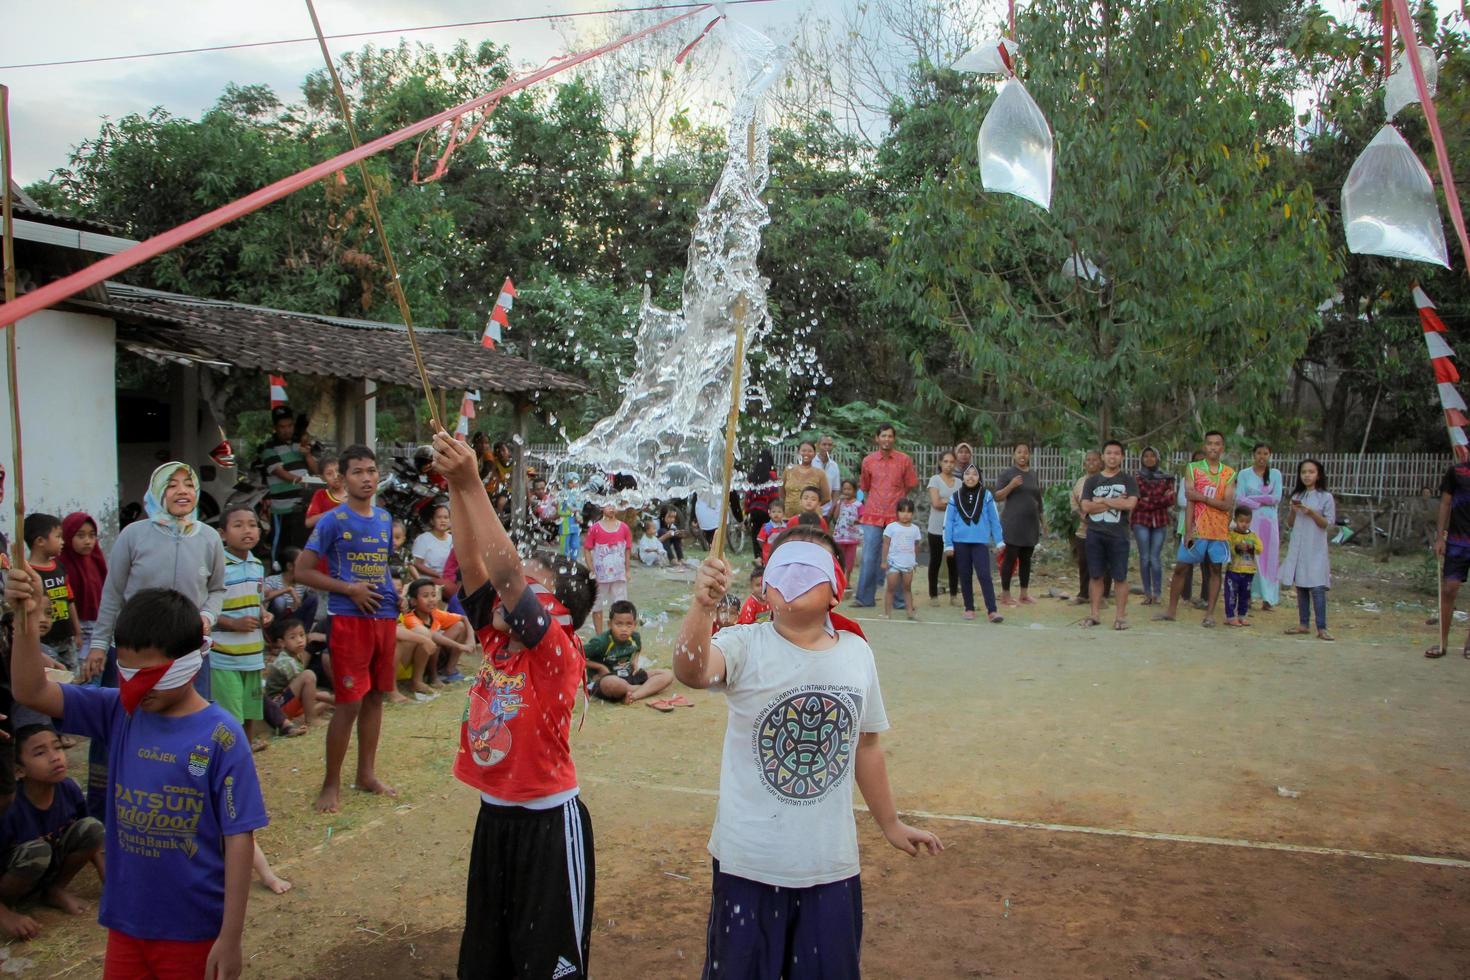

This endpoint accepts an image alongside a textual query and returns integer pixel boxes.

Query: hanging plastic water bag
[953,38,1018,75]
[1060,254,1106,284]
[978,79,1053,210]
[1384,43,1438,120]
[1342,125,1448,267]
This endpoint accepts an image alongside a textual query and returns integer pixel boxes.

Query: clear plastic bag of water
[978,79,1053,210]
[953,38,1018,75]
[1342,124,1447,267]
[1385,43,1438,120]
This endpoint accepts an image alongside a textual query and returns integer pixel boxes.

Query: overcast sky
[2,0,1365,186]
[0,0,835,184]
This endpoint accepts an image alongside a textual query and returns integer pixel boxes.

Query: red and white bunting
[454,389,481,441]
[269,375,288,408]
[1417,285,1470,461]
[481,277,516,349]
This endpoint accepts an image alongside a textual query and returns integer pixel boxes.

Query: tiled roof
[77,283,589,396]
[7,181,124,236]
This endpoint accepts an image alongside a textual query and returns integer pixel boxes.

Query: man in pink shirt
[854,424,919,607]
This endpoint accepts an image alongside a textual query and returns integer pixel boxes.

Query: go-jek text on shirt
[60,685,267,941]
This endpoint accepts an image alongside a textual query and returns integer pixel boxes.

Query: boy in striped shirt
[214,506,269,750]
[213,505,294,894]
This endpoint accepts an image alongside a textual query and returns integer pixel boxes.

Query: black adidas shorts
[458,796,595,979]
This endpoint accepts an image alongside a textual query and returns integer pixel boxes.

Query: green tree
[885,0,1340,445]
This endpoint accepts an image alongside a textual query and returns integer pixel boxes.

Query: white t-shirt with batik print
[707,622,889,888]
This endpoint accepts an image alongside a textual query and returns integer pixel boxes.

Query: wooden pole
[305,0,440,426]
[1,85,28,624]
[710,294,749,562]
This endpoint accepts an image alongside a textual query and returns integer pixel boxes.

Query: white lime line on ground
[584,777,1470,870]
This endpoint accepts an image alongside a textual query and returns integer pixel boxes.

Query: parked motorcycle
[377,447,448,538]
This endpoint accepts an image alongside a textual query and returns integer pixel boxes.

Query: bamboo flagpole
[709,293,749,562]
[305,0,440,425]
[1,85,29,625]
[1413,283,1465,657]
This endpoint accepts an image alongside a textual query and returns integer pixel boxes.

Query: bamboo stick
[710,294,749,562]
[1,85,28,625]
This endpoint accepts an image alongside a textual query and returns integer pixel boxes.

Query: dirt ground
[9,544,1470,978]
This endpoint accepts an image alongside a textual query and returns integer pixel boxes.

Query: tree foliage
[886,0,1340,445]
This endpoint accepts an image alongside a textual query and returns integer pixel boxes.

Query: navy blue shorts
[1445,543,1470,583]
[703,859,862,979]
[1085,533,1130,582]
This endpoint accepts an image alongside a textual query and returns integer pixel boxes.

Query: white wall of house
[0,309,119,545]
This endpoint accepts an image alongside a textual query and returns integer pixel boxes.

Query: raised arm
[430,427,523,602]
[4,564,67,719]
[674,558,730,690]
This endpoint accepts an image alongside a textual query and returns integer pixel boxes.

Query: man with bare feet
[297,445,399,813]
[0,726,103,939]
[1156,431,1235,628]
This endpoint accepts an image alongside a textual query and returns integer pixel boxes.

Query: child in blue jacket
[944,465,1006,621]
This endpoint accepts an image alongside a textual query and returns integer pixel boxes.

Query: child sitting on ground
[756,500,787,566]
[4,578,269,976]
[264,546,315,627]
[883,498,925,620]
[675,527,942,976]
[785,486,830,532]
[1225,506,1263,628]
[25,514,79,671]
[0,725,104,940]
[736,568,770,625]
[265,617,333,729]
[585,600,674,707]
[657,506,687,567]
[637,520,668,567]
[430,427,597,977]
[402,578,475,688]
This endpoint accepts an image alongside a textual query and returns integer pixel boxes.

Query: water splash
[565,18,788,497]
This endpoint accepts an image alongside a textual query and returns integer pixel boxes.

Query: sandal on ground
[645,700,675,713]
[1425,645,1447,658]
[1201,617,1217,628]
[1080,617,1101,628]
[962,610,976,621]
[1113,619,1129,631]
[1284,625,1310,635]
[1019,595,1037,605]
[1317,630,1335,642]
[988,612,1004,623]
[664,694,695,708]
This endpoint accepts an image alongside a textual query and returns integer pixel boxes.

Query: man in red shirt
[854,424,918,607]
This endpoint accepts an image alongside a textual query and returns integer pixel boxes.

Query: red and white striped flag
[454,389,481,441]
[269,375,288,408]
[1416,286,1469,460]
[482,277,516,349]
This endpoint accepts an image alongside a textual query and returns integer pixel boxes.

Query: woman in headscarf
[1235,442,1283,611]
[943,464,1005,622]
[58,512,108,656]
[1132,447,1175,606]
[78,462,226,816]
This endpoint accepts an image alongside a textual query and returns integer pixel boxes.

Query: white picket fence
[521,443,1450,500]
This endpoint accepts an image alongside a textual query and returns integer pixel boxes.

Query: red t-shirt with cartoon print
[453,583,583,803]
